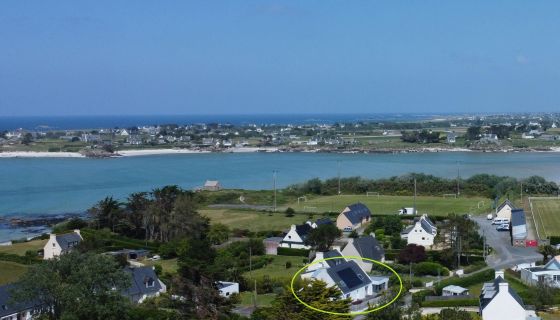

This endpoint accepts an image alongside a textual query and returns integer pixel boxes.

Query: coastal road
[472,216,541,269]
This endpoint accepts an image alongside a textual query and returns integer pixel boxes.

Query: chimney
[74,229,81,237]
[290,225,296,231]
[498,281,509,292]
[49,233,56,240]
[315,252,324,261]
[495,270,505,279]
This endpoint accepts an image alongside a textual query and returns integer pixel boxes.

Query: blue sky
[1,1,559,116]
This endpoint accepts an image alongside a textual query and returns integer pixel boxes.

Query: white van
[487,214,493,220]
[492,217,510,225]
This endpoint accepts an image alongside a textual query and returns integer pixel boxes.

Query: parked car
[492,217,510,225]
[487,214,493,220]
[496,224,510,231]
[149,255,161,261]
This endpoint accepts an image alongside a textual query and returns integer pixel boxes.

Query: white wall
[406,224,434,247]
[43,234,62,260]
[482,284,526,320]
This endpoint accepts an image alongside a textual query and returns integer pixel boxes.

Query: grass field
[530,197,560,238]
[143,258,179,275]
[239,292,276,307]
[200,209,310,232]
[0,261,28,285]
[288,194,492,216]
[0,239,47,255]
[243,255,307,283]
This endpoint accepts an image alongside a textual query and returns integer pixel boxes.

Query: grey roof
[0,284,37,317]
[419,216,436,235]
[400,225,414,235]
[480,276,524,311]
[315,217,333,226]
[326,261,372,294]
[442,285,468,294]
[497,199,516,212]
[295,223,313,240]
[342,203,371,225]
[511,209,526,227]
[322,250,344,268]
[123,267,163,299]
[216,281,237,290]
[351,236,385,261]
[56,232,82,251]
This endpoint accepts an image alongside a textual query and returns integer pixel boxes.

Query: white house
[479,270,527,320]
[442,285,469,297]
[0,284,36,320]
[124,266,167,303]
[521,255,560,287]
[43,230,82,260]
[496,199,516,220]
[301,259,388,301]
[203,180,221,191]
[340,236,385,273]
[217,281,239,298]
[400,214,437,247]
[280,222,314,249]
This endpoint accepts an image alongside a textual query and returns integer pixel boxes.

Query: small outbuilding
[442,285,469,296]
[203,180,221,191]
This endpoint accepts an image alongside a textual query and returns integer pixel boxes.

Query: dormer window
[146,278,155,288]
[1,304,7,310]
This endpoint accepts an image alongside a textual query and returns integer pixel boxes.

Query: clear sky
[1,1,559,116]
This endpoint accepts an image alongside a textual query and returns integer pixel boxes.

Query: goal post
[297,196,307,205]
[366,192,380,197]
[443,194,457,198]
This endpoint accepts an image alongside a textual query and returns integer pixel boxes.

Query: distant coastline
[1,146,560,158]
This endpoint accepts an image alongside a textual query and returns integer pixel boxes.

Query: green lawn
[540,312,560,320]
[143,258,179,275]
[288,194,492,216]
[530,198,560,237]
[238,292,276,307]
[243,255,307,283]
[200,209,311,232]
[0,239,47,255]
[0,261,28,285]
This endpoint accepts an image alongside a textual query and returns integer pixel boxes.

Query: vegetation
[531,198,560,238]
[0,239,47,255]
[304,224,342,251]
[398,244,427,264]
[0,261,28,285]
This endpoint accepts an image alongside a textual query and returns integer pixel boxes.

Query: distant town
[1,113,560,157]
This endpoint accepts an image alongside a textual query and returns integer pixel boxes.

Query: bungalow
[280,222,314,249]
[521,255,560,287]
[479,270,527,320]
[442,285,469,297]
[340,236,385,273]
[43,230,82,260]
[400,214,437,247]
[496,199,516,220]
[217,281,239,298]
[123,266,167,303]
[446,132,457,144]
[0,284,36,320]
[203,180,221,191]
[336,203,371,232]
[511,209,527,247]
[301,259,388,301]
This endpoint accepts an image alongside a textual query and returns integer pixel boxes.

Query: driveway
[472,215,541,269]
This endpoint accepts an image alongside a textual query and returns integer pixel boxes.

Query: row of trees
[88,185,209,242]
[286,173,559,199]
[400,130,442,143]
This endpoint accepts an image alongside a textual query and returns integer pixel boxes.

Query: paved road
[472,215,541,269]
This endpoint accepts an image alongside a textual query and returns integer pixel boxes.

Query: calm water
[1,152,559,216]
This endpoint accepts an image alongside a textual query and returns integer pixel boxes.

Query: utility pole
[272,170,277,212]
[483,230,486,262]
[409,262,412,286]
[520,182,523,202]
[456,161,460,197]
[413,178,417,215]
[337,160,341,195]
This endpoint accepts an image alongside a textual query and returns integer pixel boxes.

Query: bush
[421,298,479,307]
[0,252,41,265]
[277,247,309,257]
[414,262,450,276]
[285,261,292,269]
[285,207,295,217]
[153,264,163,276]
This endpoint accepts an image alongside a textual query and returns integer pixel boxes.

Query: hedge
[277,247,310,257]
[435,268,494,295]
[550,236,560,245]
[421,298,479,307]
[414,262,450,276]
[0,253,41,265]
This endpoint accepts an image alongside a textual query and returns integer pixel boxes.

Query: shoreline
[0,146,559,158]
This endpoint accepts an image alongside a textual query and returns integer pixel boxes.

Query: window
[554,275,560,282]
[422,237,425,240]
[288,236,291,239]
[146,279,155,288]
[53,243,56,247]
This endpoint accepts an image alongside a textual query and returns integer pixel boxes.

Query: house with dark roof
[511,209,527,247]
[0,284,37,320]
[479,270,528,320]
[521,255,560,288]
[301,260,388,301]
[311,217,333,228]
[496,199,517,220]
[43,230,82,260]
[308,250,346,272]
[217,281,239,298]
[400,214,437,247]
[341,236,385,272]
[280,222,314,249]
[123,266,167,303]
[336,203,371,231]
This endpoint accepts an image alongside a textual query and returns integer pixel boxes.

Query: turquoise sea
[1,152,559,216]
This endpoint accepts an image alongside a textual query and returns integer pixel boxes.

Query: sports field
[200,209,310,232]
[288,194,492,216]
[530,197,560,238]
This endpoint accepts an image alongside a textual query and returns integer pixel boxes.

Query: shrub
[285,261,292,269]
[285,207,295,217]
[277,247,309,257]
[398,244,427,264]
[153,264,163,276]
[413,262,450,276]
